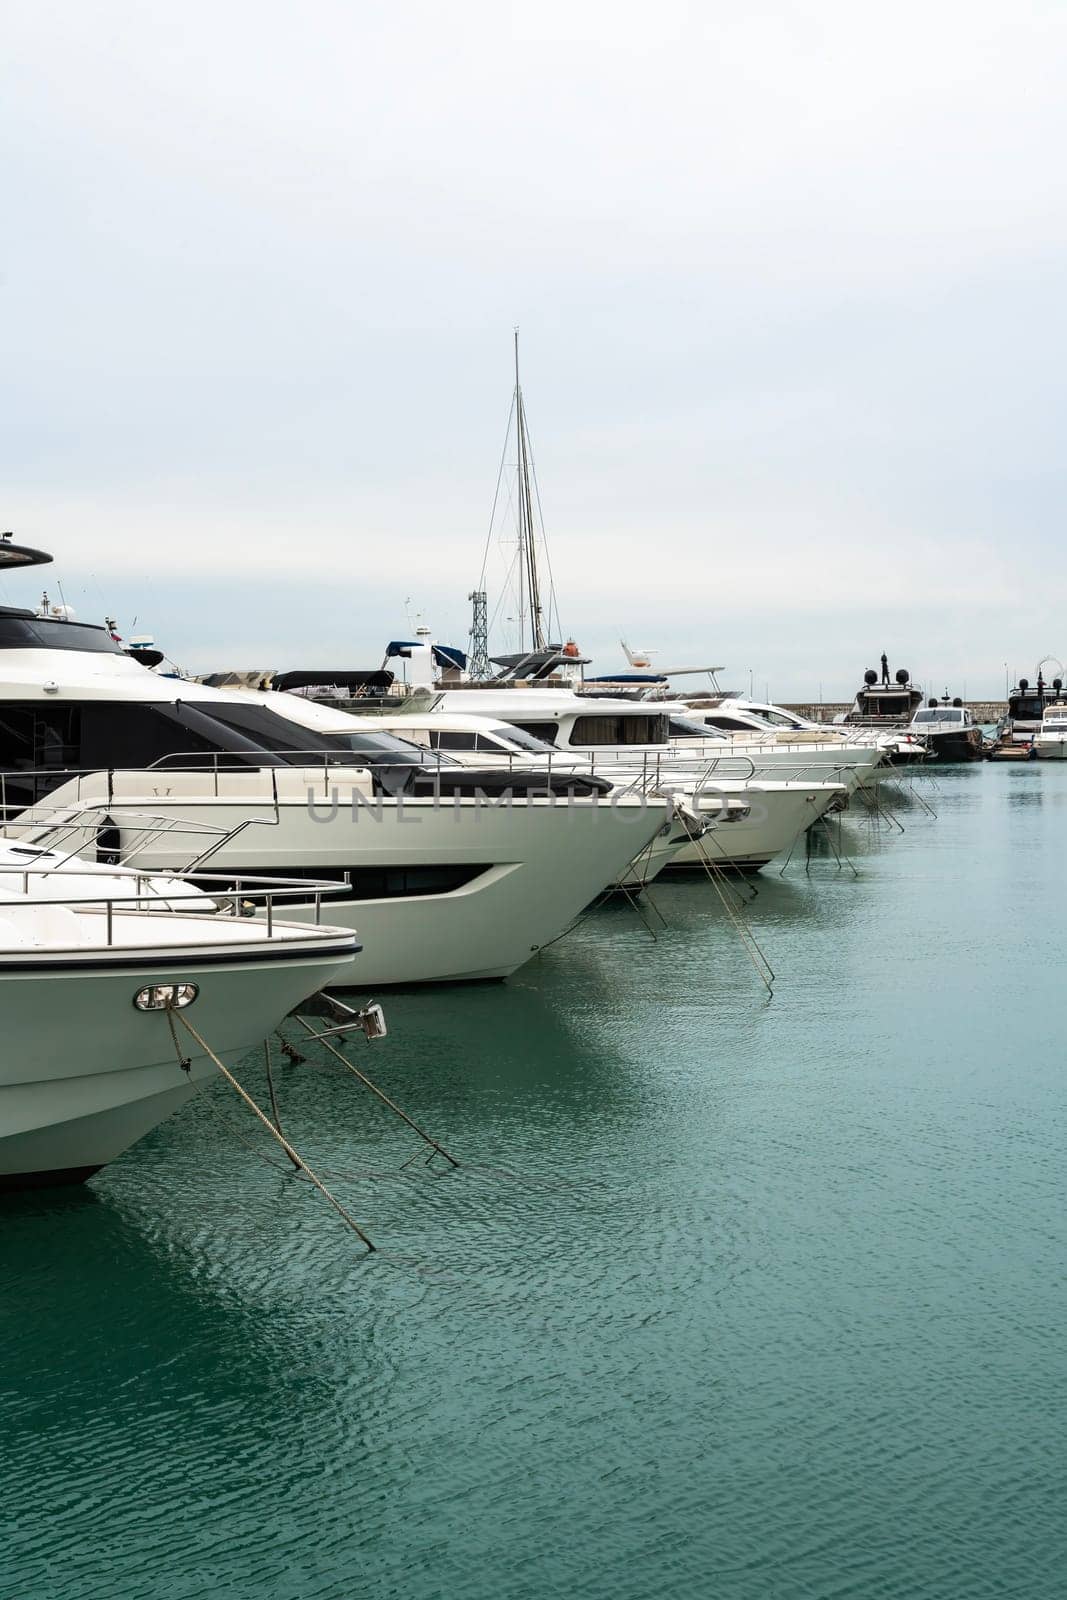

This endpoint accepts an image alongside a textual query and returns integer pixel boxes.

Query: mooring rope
[164,1006,376,1252]
[288,1015,461,1170]
[687,832,775,995]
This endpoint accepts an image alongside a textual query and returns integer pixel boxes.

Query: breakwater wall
[783,703,1007,724]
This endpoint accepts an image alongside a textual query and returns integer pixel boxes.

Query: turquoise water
[2,766,1064,1599]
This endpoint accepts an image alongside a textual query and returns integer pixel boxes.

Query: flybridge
[0,537,129,655]
[0,610,126,654]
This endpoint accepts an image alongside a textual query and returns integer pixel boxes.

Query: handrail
[1,799,280,876]
[0,866,351,948]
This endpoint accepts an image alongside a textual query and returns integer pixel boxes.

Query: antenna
[468,590,491,679]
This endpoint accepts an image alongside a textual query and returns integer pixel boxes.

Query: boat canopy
[385,640,467,672]
[273,669,395,693]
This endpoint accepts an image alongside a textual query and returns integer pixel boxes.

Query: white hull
[615,815,696,888]
[666,783,843,870]
[1032,739,1067,760]
[0,942,353,1185]
[31,772,671,985]
[676,742,881,793]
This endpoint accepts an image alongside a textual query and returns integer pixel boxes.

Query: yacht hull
[702,745,880,793]
[0,945,352,1189]
[663,784,843,871]
[922,729,985,761]
[36,777,671,986]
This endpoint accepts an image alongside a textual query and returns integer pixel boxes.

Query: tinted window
[430,730,478,750]
[191,702,436,766]
[84,703,277,769]
[668,717,726,739]
[0,706,37,768]
[914,709,963,724]
[862,695,911,716]
[753,708,802,728]
[512,722,559,745]
[0,700,285,781]
[494,724,557,753]
[0,614,125,653]
[570,715,667,746]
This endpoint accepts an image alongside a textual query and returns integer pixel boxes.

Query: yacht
[0,542,672,987]
[836,665,928,764]
[424,689,849,870]
[264,702,717,888]
[665,705,883,790]
[684,696,895,759]
[907,699,984,761]
[1030,701,1067,760]
[0,838,358,1190]
[991,673,1063,759]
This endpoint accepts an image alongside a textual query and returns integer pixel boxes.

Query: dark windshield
[750,707,802,728]
[669,717,727,740]
[493,724,558,753]
[191,701,445,766]
[914,708,963,724]
[0,612,125,654]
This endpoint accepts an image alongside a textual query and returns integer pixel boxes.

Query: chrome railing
[1,798,279,873]
[0,864,350,947]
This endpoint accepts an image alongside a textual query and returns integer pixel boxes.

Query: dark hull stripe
[0,938,358,976]
[659,859,771,874]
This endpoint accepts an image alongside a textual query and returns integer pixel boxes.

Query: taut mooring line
[290,1014,461,1170]
[689,832,775,995]
[166,1007,376,1252]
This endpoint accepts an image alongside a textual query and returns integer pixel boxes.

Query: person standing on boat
[881,652,890,686]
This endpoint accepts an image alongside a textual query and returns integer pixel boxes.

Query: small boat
[908,697,984,761]
[837,664,928,765]
[1031,701,1067,760]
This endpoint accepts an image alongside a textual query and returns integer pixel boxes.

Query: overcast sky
[3,1,1065,697]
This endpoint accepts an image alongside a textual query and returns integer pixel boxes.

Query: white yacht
[663,707,882,792]
[685,696,892,760]
[427,690,848,870]
[1031,703,1067,760]
[0,543,672,987]
[264,702,716,888]
[0,838,358,1190]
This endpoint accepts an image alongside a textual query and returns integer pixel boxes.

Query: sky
[2,0,1066,699]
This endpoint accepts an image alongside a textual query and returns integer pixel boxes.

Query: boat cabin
[1040,703,1067,732]
[998,674,1064,744]
[845,665,923,726]
[909,703,976,734]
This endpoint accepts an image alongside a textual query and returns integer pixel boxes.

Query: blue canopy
[384,640,467,671]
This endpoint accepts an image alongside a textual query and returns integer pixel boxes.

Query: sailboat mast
[514,330,546,653]
[513,331,526,650]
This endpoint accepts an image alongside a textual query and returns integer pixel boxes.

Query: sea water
[1,765,1064,1599]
